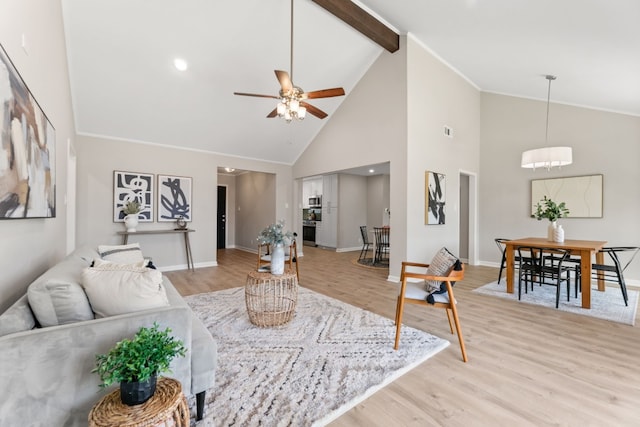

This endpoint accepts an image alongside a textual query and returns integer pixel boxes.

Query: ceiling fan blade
[267,108,278,118]
[301,101,328,119]
[234,92,280,99]
[303,87,345,99]
[275,70,293,92]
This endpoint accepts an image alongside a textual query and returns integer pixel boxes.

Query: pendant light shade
[521,75,573,170]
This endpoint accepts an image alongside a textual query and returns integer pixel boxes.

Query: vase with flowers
[122,201,142,232]
[533,196,569,241]
[257,220,293,275]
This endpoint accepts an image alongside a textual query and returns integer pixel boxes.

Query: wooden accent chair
[394,261,467,362]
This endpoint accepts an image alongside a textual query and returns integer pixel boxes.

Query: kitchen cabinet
[302,177,322,208]
[317,174,338,247]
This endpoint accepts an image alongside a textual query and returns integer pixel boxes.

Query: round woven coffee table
[88,377,189,427]
[245,269,298,327]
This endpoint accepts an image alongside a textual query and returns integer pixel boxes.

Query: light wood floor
[166,246,640,426]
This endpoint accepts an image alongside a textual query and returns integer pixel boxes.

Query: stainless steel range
[302,220,317,246]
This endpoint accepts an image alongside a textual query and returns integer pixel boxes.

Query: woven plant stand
[88,377,189,427]
[245,269,298,327]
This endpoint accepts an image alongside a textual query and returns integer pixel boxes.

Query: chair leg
[498,252,506,284]
[620,276,629,306]
[196,391,206,420]
[394,296,406,350]
[445,308,454,334]
[448,303,468,363]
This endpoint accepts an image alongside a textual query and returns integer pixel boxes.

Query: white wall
[404,35,481,266]
[76,135,293,269]
[337,174,367,249]
[480,92,640,282]
[0,0,75,310]
[235,171,276,251]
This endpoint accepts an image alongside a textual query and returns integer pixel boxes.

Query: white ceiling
[61,0,640,165]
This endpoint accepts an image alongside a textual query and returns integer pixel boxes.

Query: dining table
[504,237,607,309]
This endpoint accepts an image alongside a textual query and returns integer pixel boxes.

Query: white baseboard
[158,261,217,272]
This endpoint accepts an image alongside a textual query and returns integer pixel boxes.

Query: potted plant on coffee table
[93,323,186,405]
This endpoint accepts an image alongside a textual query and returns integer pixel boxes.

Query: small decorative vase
[124,214,139,232]
[553,224,565,242]
[120,374,157,406]
[271,244,285,275]
[547,221,557,241]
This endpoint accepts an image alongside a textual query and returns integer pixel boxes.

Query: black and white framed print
[113,171,154,222]
[0,43,56,219]
[425,171,446,225]
[158,174,192,222]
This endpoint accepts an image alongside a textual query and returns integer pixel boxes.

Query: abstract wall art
[531,174,603,218]
[0,43,56,219]
[425,171,446,225]
[158,174,192,222]
[113,171,154,222]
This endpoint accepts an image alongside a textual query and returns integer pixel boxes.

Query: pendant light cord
[544,75,556,144]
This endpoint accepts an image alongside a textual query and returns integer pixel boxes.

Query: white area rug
[473,281,638,325]
[185,287,449,426]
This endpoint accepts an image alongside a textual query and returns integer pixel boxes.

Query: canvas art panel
[158,175,192,222]
[113,171,154,222]
[425,171,446,225]
[0,43,56,219]
[531,174,603,218]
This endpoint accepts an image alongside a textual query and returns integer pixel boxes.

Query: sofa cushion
[0,295,36,337]
[81,263,169,318]
[98,243,144,264]
[27,251,96,327]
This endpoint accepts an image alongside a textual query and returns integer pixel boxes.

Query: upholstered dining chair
[394,260,467,362]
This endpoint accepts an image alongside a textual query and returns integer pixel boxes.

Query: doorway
[217,186,227,249]
[459,171,478,265]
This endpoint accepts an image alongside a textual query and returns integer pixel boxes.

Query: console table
[117,229,195,271]
[88,377,189,427]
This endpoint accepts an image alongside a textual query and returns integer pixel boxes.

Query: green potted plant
[121,201,142,232]
[257,220,294,275]
[93,323,186,405]
[533,196,570,241]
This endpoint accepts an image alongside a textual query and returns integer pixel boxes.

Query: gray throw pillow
[424,247,458,294]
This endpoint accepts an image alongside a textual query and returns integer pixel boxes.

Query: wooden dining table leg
[579,249,592,309]
[506,244,515,294]
[595,251,605,291]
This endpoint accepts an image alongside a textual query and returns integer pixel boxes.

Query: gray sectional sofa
[0,246,217,426]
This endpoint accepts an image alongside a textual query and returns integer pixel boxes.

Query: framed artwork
[0,43,56,219]
[113,171,154,222]
[158,174,192,222]
[425,171,446,225]
[531,174,603,218]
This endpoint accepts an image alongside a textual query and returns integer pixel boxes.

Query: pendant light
[521,75,572,170]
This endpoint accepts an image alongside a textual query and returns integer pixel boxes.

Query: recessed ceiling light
[369,169,375,173]
[174,58,188,71]
[225,167,235,173]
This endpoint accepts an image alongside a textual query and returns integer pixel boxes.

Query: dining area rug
[185,286,448,426]
[473,280,638,325]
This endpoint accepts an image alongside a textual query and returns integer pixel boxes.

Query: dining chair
[358,226,372,261]
[372,227,390,264]
[590,247,639,306]
[495,238,521,284]
[517,246,573,308]
[394,259,467,362]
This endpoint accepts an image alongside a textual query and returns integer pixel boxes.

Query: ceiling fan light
[298,106,306,119]
[289,99,299,112]
[284,110,292,121]
[277,102,286,116]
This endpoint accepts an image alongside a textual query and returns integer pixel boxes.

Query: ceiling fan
[233,0,345,122]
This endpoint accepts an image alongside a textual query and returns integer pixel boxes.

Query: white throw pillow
[98,243,144,264]
[81,263,169,318]
[424,247,458,294]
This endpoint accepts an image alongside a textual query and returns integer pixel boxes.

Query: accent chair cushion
[98,243,145,264]
[424,247,459,294]
[81,263,169,318]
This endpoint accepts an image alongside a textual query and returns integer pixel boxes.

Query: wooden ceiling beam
[312,0,400,53]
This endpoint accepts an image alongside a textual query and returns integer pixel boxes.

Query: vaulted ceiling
[61,0,640,165]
